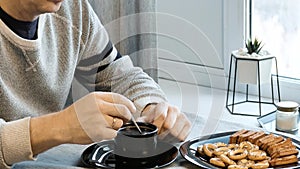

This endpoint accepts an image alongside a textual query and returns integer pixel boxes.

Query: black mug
[114,122,158,168]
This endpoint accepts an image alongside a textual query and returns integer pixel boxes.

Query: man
[0,0,191,168]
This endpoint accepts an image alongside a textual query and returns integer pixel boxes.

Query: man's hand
[71,92,136,142]
[30,92,136,155]
[137,102,191,143]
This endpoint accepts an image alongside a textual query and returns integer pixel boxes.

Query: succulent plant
[245,38,264,55]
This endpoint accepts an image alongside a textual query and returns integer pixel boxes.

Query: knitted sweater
[0,0,166,168]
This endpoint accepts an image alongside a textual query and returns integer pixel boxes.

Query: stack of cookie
[229,129,299,167]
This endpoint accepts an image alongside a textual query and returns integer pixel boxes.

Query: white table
[12,113,263,169]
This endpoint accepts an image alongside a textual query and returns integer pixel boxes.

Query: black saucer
[81,140,178,169]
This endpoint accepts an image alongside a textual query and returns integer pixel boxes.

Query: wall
[157,0,226,89]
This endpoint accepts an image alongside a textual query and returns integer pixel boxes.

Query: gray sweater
[0,0,166,167]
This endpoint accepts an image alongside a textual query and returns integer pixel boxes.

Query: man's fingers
[104,116,124,130]
[177,122,192,141]
[152,102,169,133]
[95,92,136,113]
[139,101,192,142]
[158,111,191,142]
[153,115,165,134]
[153,102,168,121]
[139,102,167,124]
[163,106,179,129]
[169,114,191,141]
[99,101,132,121]
[158,122,190,143]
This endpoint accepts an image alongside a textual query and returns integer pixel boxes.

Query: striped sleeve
[76,41,121,77]
[74,3,166,115]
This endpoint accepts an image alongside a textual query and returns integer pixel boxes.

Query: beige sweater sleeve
[0,117,34,168]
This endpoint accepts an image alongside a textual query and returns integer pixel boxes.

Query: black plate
[81,140,178,169]
[257,112,300,135]
[179,130,300,169]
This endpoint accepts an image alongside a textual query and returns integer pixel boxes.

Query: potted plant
[232,38,273,84]
[245,38,264,55]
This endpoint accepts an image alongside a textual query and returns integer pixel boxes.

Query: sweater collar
[0,7,39,40]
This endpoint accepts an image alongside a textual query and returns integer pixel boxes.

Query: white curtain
[88,0,158,81]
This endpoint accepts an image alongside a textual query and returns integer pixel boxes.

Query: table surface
[11,113,279,169]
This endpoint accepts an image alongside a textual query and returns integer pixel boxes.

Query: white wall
[157,0,226,89]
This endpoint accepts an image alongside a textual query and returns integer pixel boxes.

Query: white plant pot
[232,50,273,85]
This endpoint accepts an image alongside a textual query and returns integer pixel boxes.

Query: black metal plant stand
[226,53,281,117]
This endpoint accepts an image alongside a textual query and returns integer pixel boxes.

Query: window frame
[223,0,300,103]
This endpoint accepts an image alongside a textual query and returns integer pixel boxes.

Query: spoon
[131,116,143,134]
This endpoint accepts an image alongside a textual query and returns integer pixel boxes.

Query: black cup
[114,122,158,168]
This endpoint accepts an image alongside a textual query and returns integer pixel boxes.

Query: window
[251,0,300,80]
[224,1,300,103]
